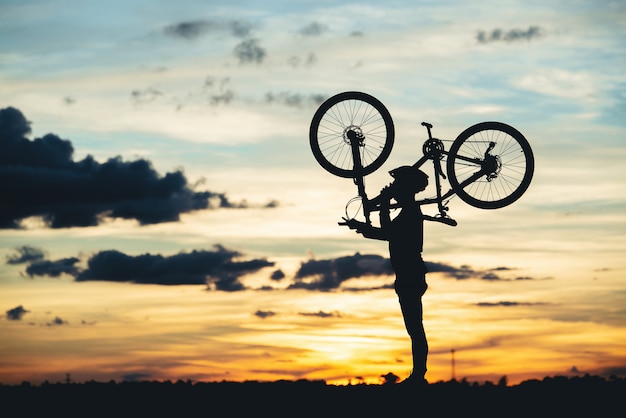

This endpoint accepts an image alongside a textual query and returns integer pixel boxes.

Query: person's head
[388,166,429,201]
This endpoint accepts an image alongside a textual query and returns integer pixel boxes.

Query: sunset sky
[1,0,625,386]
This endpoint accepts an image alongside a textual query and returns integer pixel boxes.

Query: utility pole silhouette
[451,349,456,381]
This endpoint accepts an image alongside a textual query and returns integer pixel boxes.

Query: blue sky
[1,0,625,385]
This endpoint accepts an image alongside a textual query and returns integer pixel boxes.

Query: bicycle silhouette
[309,91,534,226]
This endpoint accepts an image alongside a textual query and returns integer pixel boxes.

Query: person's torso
[388,203,424,261]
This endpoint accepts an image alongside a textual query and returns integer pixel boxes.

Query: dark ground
[1,374,623,417]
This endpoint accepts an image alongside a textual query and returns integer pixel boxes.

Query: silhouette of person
[343,165,431,385]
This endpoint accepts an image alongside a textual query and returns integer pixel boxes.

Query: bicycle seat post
[421,122,433,139]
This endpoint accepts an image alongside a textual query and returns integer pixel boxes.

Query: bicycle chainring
[422,138,445,159]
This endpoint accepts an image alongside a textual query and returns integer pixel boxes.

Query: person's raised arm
[340,218,389,240]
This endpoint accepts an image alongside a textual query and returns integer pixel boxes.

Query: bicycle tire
[447,122,534,209]
[309,91,394,178]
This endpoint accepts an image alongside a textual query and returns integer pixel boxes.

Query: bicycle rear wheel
[447,122,534,209]
[309,91,394,178]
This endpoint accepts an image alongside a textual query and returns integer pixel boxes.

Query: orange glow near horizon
[1,268,625,387]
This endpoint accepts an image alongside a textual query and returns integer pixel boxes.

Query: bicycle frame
[348,122,494,226]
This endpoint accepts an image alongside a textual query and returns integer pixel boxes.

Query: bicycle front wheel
[447,122,534,209]
[309,91,394,178]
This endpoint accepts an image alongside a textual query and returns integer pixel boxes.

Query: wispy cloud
[264,91,326,108]
[234,39,266,64]
[298,22,328,37]
[477,26,543,44]
[426,262,544,282]
[290,253,393,291]
[163,20,253,40]
[299,310,341,318]
[131,87,164,105]
[475,301,548,307]
[6,245,45,265]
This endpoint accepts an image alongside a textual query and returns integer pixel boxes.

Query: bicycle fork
[347,130,371,224]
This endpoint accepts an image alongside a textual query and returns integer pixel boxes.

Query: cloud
[475,301,547,307]
[7,244,273,289]
[477,26,543,44]
[203,77,234,105]
[165,20,213,39]
[6,305,29,320]
[75,246,273,289]
[290,255,540,290]
[264,92,327,108]
[25,258,80,278]
[164,20,252,40]
[48,316,67,326]
[233,39,266,64]
[270,269,285,281]
[6,245,45,265]
[131,87,164,105]
[5,246,77,278]
[0,107,249,228]
[299,310,341,318]
[425,261,541,281]
[290,253,393,291]
[287,53,317,68]
[298,22,328,37]
[254,310,276,319]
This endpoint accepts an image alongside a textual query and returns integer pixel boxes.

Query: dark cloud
[48,316,67,326]
[299,310,341,318]
[7,244,273,289]
[164,20,215,40]
[74,246,273,289]
[6,245,45,264]
[25,258,80,277]
[0,107,245,228]
[264,92,327,108]
[290,253,393,291]
[164,19,252,40]
[475,301,547,307]
[6,305,29,320]
[477,26,543,44]
[234,39,266,64]
[270,269,285,281]
[254,310,276,319]
[425,261,542,281]
[298,22,328,37]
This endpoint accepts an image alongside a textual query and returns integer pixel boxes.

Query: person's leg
[399,294,428,378]
[395,272,428,380]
